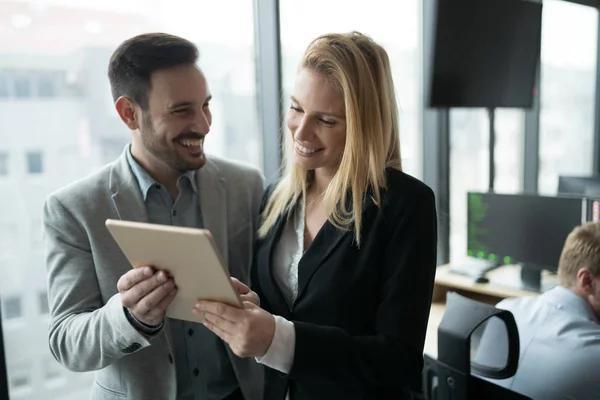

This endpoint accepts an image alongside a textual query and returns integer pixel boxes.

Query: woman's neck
[310,168,334,197]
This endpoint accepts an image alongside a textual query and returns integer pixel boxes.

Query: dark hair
[108,32,199,109]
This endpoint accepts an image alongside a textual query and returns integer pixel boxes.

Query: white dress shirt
[255,204,305,376]
[475,285,600,400]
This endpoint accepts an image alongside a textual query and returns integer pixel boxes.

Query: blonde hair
[258,31,402,245]
[558,221,600,287]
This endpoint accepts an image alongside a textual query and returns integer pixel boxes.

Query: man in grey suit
[42,33,264,400]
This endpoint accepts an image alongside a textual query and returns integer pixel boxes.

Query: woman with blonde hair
[195,31,438,400]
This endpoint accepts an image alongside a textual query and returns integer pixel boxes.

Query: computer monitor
[557,175,600,197]
[467,192,585,291]
[428,0,542,108]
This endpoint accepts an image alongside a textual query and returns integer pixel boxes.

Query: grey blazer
[42,150,265,400]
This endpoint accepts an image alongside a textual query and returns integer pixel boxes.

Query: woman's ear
[114,96,139,130]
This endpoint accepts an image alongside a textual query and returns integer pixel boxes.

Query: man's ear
[577,267,595,295]
[115,96,139,130]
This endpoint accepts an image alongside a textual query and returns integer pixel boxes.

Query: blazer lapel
[197,159,229,268]
[109,151,149,223]
[295,221,347,305]
[260,212,293,318]
[295,192,378,304]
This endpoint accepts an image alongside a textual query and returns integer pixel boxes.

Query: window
[538,0,598,194]
[2,295,23,320]
[31,218,42,248]
[14,75,32,98]
[26,150,43,174]
[0,151,8,175]
[279,0,422,178]
[38,291,49,315]
[44,356,62,381]
[11,374,30,389]
[449,109,525,262]
[0,1,262,398]
[0,222,17,252]
[0,74,9,97]
[38,73,57,98]
[8,362,32,395]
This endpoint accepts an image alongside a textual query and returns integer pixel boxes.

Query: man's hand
[231,277,260,305]
[117,266,177,326]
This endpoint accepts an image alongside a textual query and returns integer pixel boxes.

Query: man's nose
[193,110,210,135]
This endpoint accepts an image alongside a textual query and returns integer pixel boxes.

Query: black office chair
[421,293,531,400]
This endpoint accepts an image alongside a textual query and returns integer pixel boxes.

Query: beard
[140,112,204,172]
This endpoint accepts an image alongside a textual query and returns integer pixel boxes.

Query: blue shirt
[126,146,238,400]
[475,285,600,400]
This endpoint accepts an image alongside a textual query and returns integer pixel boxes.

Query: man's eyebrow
[167,96,211,110]
[167,101,194,110]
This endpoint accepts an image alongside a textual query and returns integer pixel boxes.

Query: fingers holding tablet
[118,266,178,326]
[231,277,259,305]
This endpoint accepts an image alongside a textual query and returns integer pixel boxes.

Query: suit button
[168,354,173,364]
[193,368,199,377]
[188,328,194,336]
[121,342,141,353]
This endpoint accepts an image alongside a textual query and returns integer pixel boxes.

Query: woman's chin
[293,160,316,172]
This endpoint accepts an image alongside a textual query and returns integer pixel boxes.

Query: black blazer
[251,169,438,400]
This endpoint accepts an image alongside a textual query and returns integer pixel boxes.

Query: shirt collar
[541,285,600,324]
[126,144,198,200]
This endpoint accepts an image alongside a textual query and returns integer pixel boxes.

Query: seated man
[476,221,600,400]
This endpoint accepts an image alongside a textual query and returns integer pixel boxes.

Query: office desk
[432,264,552,304]
[424,264,556,357]
[424,303,445,358]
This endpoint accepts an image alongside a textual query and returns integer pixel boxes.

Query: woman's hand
[194,300,275,358]
[230,277,260,305]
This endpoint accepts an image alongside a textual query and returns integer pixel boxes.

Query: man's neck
[564,284,600,321]
[131,143,180,199]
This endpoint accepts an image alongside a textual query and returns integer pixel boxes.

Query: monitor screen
[558,175,600,197]
[467,192,584,271]
[429,0,543,108]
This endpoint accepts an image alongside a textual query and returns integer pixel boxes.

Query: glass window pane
[38,73,56,98]
[8,362,32,395]
[3,295,22,320]
[279,0,422,178]
[30,218,42,249]
[26,151,43,174]
[0,74,9,98]
[0,222,17,252]
[44,356,63,381]
[449,109,524,263]
[494,109,525,193]
[0,152,8,176]
[0,1,261,399]
[538,1,598,194]
[38,291,49,315]
[14,75,31,98]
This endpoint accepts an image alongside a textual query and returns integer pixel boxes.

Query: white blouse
[272,202,305,308]
[255,203,305,376]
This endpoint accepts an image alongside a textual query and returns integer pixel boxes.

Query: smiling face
[134,63,212,172]
[286,68,347,177]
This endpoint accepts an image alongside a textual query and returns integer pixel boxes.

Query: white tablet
[105,219,241,323]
